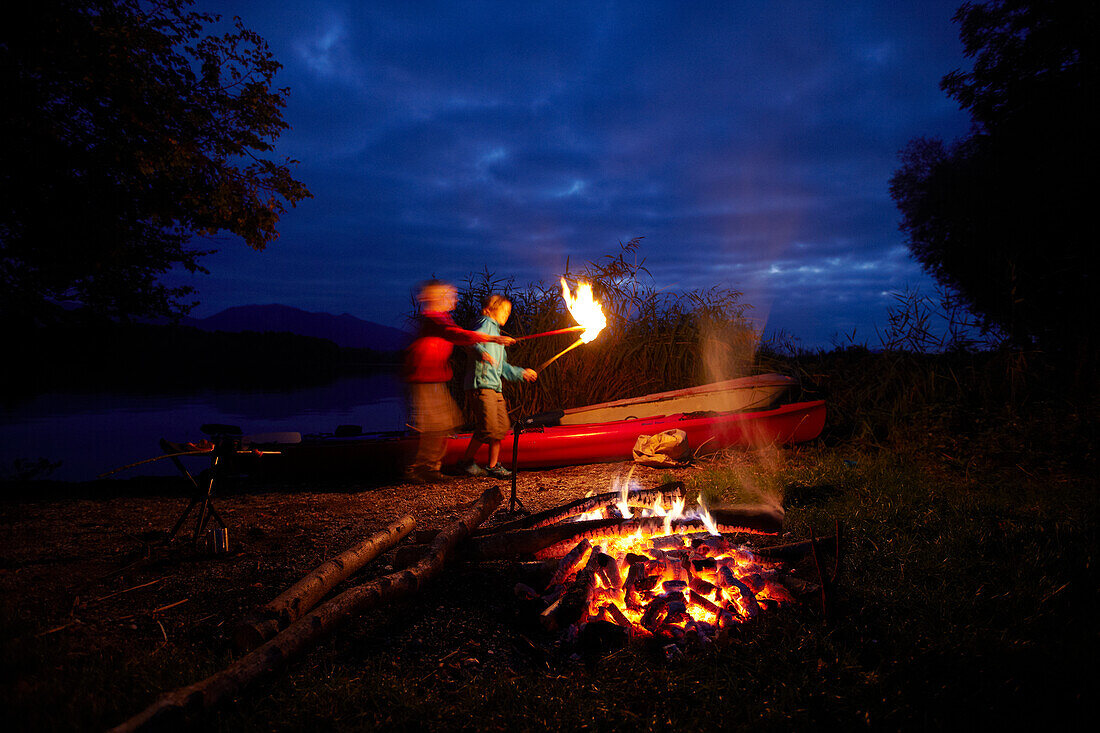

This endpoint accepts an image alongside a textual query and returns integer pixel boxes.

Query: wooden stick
[752,535,836,561]
[97,449,213,478]
[92,577,165,603]
[513,326,585,342]
[232,514,416,651]
[110,487,502,733]
[536,337,585,371]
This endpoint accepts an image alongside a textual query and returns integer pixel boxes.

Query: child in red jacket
[404,280,512,484]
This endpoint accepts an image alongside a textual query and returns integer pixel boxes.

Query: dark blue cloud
[170,0,971,347]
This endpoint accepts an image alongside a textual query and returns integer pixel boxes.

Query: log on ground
[233,514,416,651]
[110,487,502,733]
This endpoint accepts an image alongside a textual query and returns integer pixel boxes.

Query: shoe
[463,462,486,477]
[421,469,450,484]
[403,468,428,485]
[485,464,512,479]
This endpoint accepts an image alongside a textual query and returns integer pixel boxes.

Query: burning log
[478,482,686,534]
[720,565,761,619]
[622,561,647,611]
[532,508,783,559]
[689,575,716,597]
[545,538,593,589]
[541,568,597,631]
[233,514,416,651]
[111,487,502,733]
[463,510,779,562]
[708,505,786,533]
[596,552,622,589]
[470,517,625,559]
[689,589,723,617]
[640,592,679,631]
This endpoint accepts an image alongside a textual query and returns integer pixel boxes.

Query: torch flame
[560,278,606,343]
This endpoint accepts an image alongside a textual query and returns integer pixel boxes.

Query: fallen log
[111,486,502,733]
[233,514,416,651]
[476,481,686,534]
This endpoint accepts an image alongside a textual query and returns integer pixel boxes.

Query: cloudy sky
[170,1,972,348]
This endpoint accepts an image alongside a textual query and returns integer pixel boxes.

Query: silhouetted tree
[1,0,311,322]
[890,1,1097,372]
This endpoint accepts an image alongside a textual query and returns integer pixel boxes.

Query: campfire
[516,479,796,652]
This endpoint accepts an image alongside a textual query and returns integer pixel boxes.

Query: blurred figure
[403,280,512,484]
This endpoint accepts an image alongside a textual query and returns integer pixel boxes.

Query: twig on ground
[93,577,165,603]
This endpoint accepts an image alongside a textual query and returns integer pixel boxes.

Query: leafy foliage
[1,0,311,321]
[889,0,1097,376]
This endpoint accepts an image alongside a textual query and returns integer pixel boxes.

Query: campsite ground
[2,435,1096,731]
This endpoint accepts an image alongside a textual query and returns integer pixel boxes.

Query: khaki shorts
[470,388,510,441]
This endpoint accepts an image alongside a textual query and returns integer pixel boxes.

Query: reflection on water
[0,371,407,482]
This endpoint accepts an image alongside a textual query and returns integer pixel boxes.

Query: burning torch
[536,278,607,372]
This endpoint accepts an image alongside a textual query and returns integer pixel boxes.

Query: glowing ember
[560,278,606,343]
[533,487,793,647]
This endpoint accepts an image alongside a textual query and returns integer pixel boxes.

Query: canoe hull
[556,373,797,425]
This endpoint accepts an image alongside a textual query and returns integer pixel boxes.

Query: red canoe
[456,399,826,469]
[210,399,825,478]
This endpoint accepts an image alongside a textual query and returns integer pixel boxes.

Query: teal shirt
[464,316,524,392]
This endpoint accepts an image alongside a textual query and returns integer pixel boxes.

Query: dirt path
[0,462,655,664]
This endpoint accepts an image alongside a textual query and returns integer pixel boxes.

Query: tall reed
[449,239,761,418]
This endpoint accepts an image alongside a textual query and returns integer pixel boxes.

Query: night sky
[168,1,971,348]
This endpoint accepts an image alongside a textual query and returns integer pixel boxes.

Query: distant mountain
[184,304,412,351]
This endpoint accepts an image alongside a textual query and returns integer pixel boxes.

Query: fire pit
[515,479,800,654]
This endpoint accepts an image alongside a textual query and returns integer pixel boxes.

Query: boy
[459,294,537,478]
[404,281,512,484]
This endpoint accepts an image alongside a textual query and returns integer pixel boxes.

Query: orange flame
[560,278,607,344]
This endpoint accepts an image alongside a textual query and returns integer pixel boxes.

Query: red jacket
[404,311,489,383]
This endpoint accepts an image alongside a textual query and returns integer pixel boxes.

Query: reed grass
[449,239,760,418]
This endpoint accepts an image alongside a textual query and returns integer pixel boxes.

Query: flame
[697,495,720,536]
[614,468,636,519]
[560,278,607,343]
[650,496,666,516]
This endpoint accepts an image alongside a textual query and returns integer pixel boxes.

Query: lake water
[0,371,408,482]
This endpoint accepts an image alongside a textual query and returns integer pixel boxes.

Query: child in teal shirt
[459,295,537,477]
